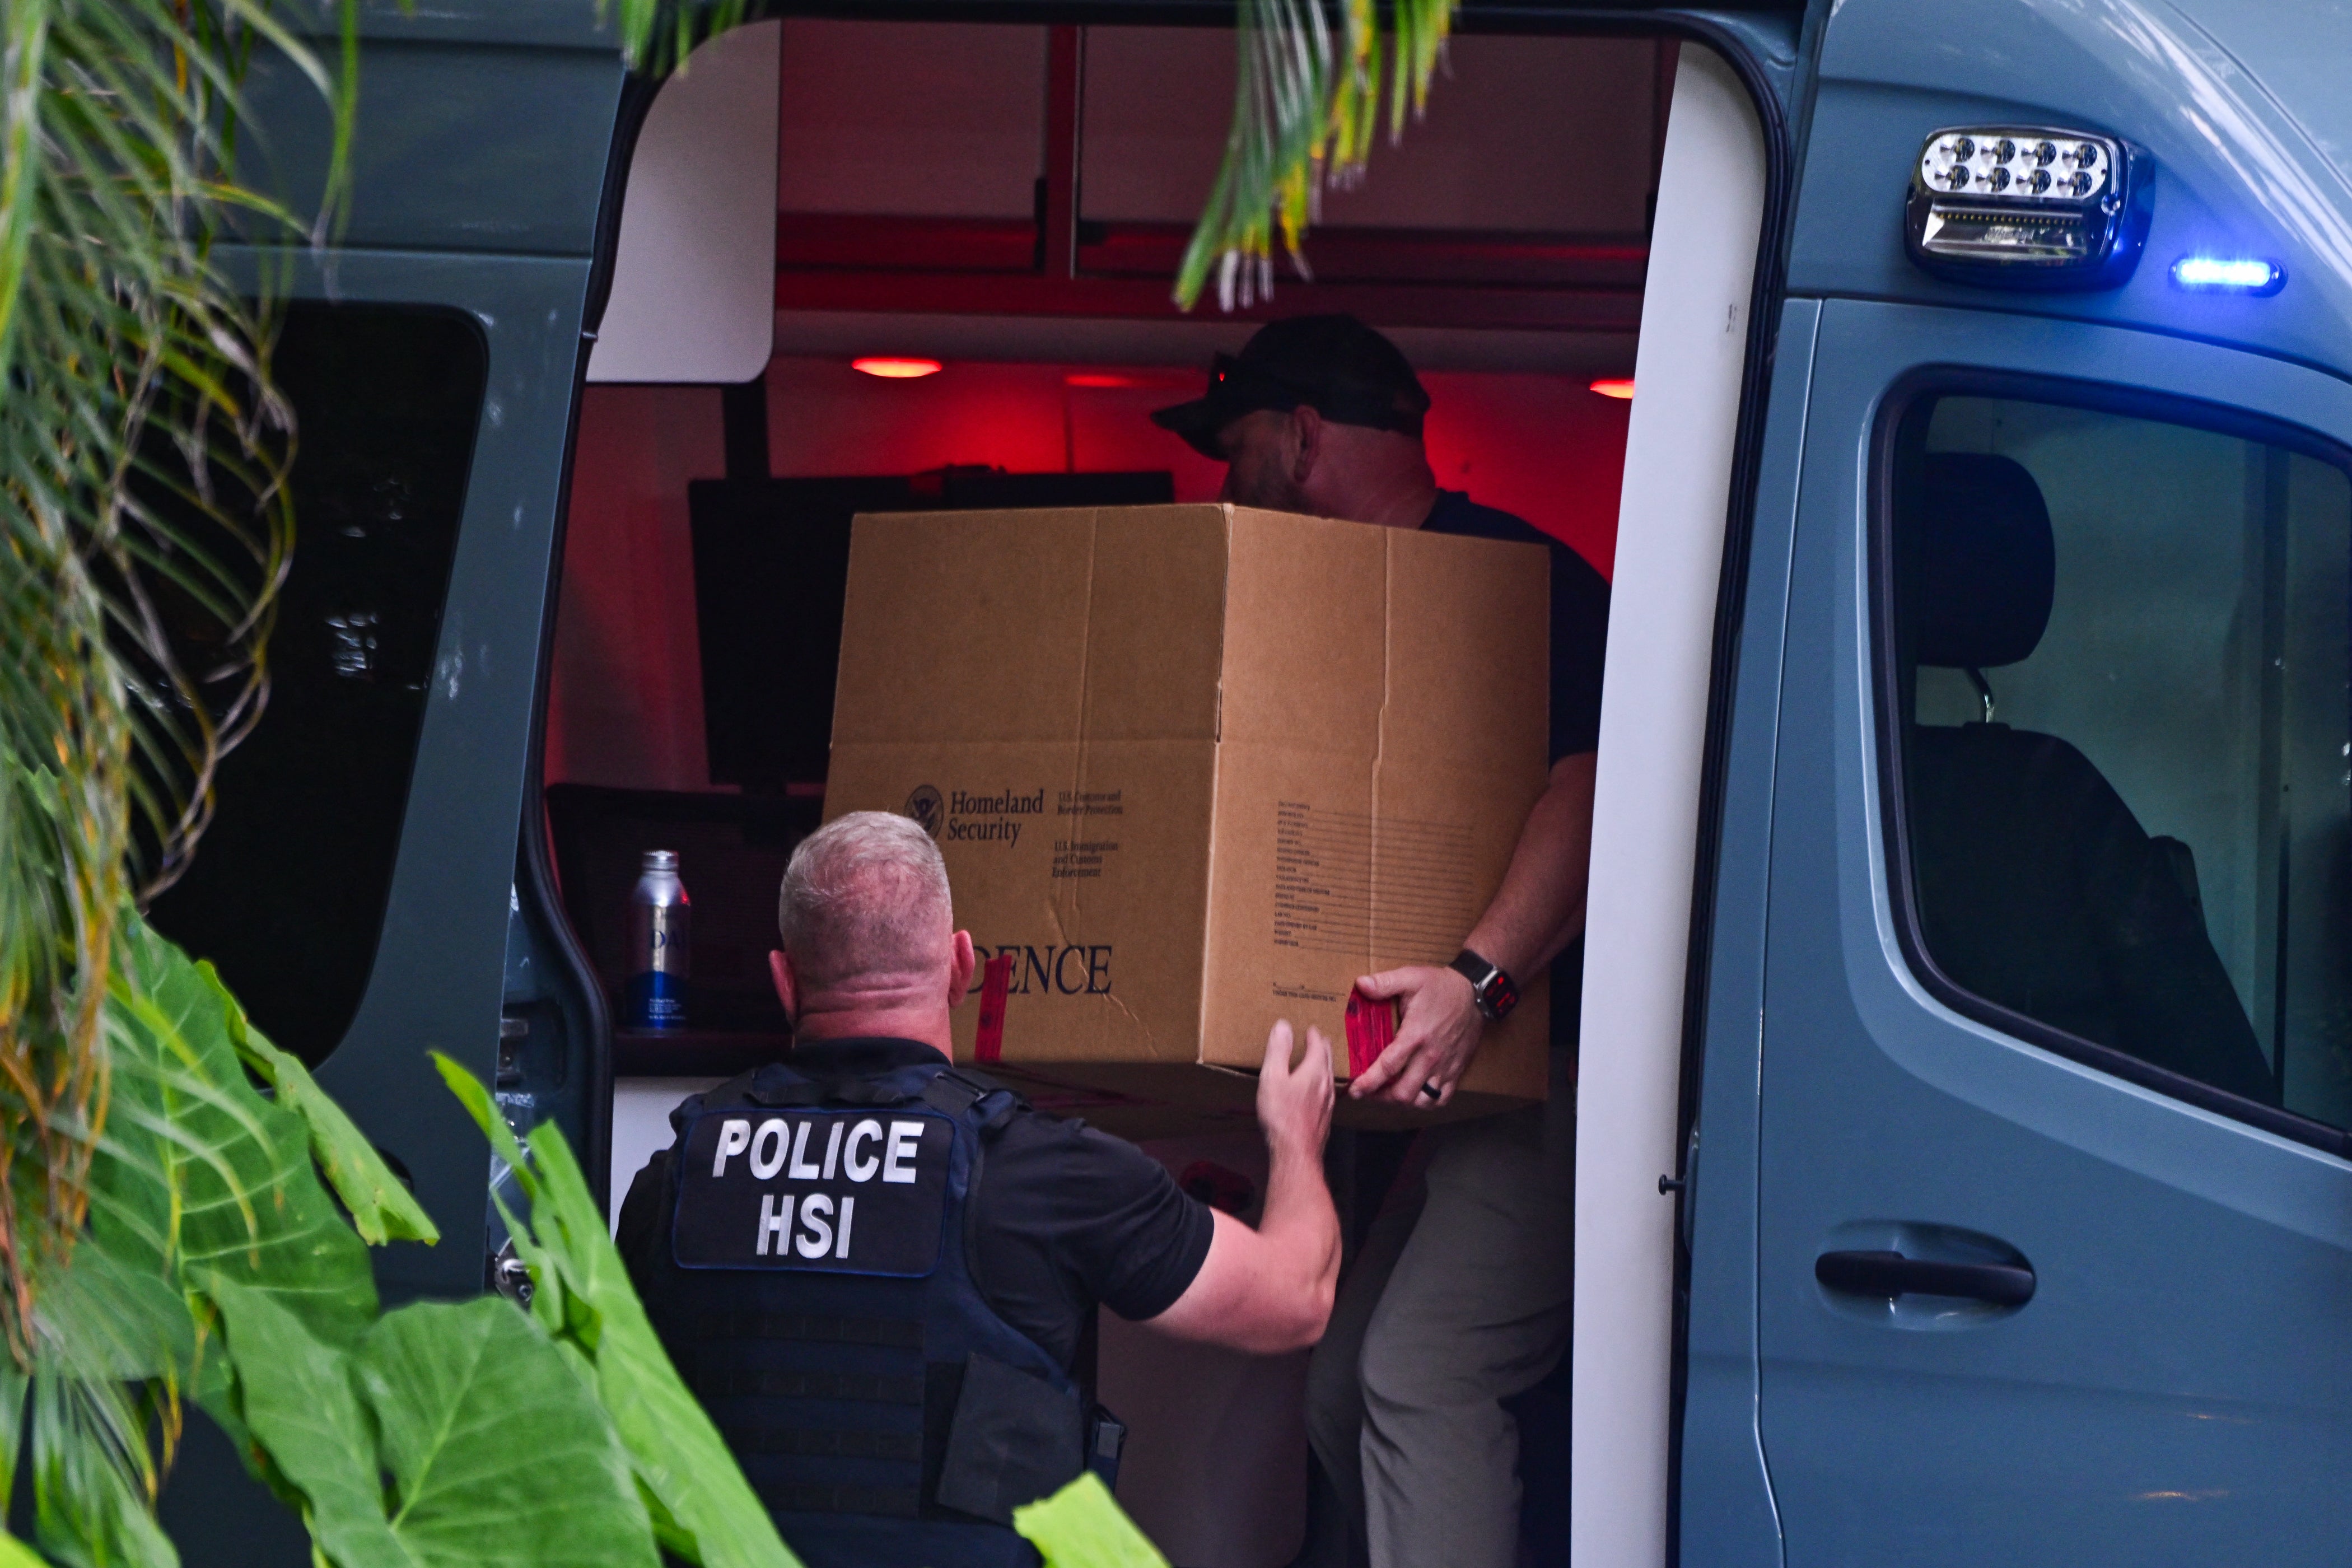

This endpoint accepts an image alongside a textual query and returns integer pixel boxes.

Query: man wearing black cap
[1155,315,1607,1568]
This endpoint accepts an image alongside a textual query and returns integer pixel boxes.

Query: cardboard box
[824,503,1551,1135]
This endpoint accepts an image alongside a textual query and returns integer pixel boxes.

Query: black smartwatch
[1449,949,1520,1023]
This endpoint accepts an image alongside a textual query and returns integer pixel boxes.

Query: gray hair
[778,811,954,984]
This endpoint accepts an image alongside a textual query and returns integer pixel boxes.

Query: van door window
[1884,389,2352,1131]
[146,302,486,1065]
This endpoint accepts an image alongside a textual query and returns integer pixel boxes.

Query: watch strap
[1448,949,1520,1023]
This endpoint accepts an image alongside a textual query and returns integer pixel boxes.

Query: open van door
[1714,1,2352,1561]
[151,6,633,1555]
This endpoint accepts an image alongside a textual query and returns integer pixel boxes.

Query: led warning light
[1588,379,1636,400]
[851,357,942,379]
[2170,256,2285,295]
[1905,125,2148,290]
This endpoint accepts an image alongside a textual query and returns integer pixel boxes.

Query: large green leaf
[95,912,379,1349]
[198,963,437,1247]
[435,1056,796,1568]
[203,1276,411,1568]
[1014,1474,1169,1568]
[356,1299,656,1568]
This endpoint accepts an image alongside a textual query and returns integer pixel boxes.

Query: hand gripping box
[824,503,1552,1136]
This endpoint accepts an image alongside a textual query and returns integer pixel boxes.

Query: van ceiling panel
[765,17,1665,332]
[1083,29,1660,234]
[778,20,1048,217]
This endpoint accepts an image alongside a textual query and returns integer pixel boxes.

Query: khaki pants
[1305,1052,1576,1568]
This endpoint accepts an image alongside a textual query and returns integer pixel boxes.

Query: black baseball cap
[1151,314,1432,459]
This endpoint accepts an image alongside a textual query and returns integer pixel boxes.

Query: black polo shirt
[1421,489,1611,1048]
[616,1038,1216,1370]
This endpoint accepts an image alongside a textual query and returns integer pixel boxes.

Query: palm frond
[1173,0,1457,310]
[0,0,352,1364]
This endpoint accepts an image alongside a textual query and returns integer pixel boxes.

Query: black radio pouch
[935,1352,1084,1523]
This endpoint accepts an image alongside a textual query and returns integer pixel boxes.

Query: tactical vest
[637,1055,1087,1568]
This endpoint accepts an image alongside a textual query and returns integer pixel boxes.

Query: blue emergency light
[1905,127,2150,290]
[2169,255,2285,295]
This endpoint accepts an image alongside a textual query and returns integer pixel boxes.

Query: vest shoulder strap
[919,1068,1025,1135]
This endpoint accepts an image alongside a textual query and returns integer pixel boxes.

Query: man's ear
[769,949,797,1025]
[1289,405,1324,487]
[946,930,977,1009]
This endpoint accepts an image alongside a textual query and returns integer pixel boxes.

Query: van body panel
[1751,298,2352,1564]
[156,236,613,1552]
[207,248,601,1297]
[1674,296,1815,1567]
[1788,0,2352,381]
[240,37,626,254]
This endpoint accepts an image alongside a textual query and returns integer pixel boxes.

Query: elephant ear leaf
[202,1276,416,1568]
[433,1053,799,1568]
[196,960,437,1247]
[97,911,379,1349]
[1013,1474,1170,1568]
[356,1298,657,1568]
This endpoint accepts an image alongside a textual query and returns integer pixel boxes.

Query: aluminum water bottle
[626,850,690,1029]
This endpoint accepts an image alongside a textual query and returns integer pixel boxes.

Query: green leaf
[0,0,52,384]
[354,1298,656,1568]
[0,1529,51,1568]
[198,962,439,1247]
[1162,0,1458,309]
[434,1054,797,1568]
[95,911,379,1349]
[0,1361,26,1523]
[29,1373,176,1568]
[1012,1474,1170,1568]
[201,1276,414,1568]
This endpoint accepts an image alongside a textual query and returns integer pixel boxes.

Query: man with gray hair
[619,811,1340,1568]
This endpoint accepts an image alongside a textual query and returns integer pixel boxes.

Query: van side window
[146,303,486,1065]
[1887,391,2352,1131]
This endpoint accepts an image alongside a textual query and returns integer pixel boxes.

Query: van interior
[554,20,1673,1565]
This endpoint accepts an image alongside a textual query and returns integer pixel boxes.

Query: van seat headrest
[1908,452,2054,670]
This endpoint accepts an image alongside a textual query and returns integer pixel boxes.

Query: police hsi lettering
[711,1113,934,1262]
[676,1108,947,1276]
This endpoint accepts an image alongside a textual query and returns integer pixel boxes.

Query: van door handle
[1814,1249,2036,1306]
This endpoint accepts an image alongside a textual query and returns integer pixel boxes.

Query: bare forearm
[1146,1020,1337,1351]
[1152,1149,1338,1353]
[1465,752,1597,981]
[1259,1134,1341,1317]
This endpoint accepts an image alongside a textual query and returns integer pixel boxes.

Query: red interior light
[1065,372,1140,389]
[852,357,943,379]
[1588,378,1636,400]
